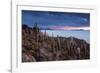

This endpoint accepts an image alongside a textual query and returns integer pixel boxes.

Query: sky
[22,10,90,30]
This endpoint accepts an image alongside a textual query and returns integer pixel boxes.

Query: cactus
[57,35,61,51]
[51,32,55,53]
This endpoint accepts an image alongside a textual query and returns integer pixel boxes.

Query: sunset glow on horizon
[50,26,90,30]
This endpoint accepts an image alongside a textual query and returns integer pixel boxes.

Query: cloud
[50,26,90,30]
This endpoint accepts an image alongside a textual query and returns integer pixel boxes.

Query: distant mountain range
[23,24,89,31]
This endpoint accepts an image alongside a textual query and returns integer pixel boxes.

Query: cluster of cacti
[22,24,90,62]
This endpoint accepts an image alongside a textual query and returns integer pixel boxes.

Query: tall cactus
[57,35,61,51]
[33,22,40,52]
[44,29,47,41]
[51,32,55,53]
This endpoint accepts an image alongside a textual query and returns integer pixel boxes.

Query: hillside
[22,24,90,62]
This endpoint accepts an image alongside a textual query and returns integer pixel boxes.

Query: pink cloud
[50,26,90,30]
